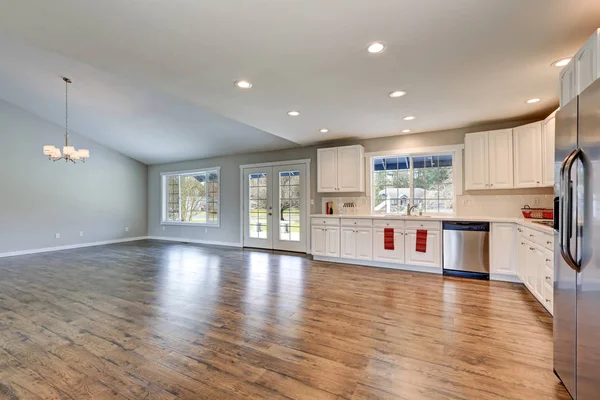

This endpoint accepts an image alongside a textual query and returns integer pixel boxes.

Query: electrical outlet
[55,233,60,239]
[162,226,166,231]
[462,199,471,206]
[310,199,315,206]
[79,231,84,237]
[533,197,540,206]
[125,227,129,232]
[205,228,208,233]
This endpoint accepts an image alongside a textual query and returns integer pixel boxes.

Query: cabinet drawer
[373,219,405,229]
[543,280,553,314]
[539,233,553,251]
[405,220,440,231]
[341,218,373,228]
[311,218,340,226]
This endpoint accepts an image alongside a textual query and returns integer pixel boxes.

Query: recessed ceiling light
[287,111,300,116]
[552,58,572,67]
[319,128,329,133]
[403,116,416,121]
[367,41,387,54]
[234,80,253,89]
[389,91,407,98]
[526,98,541,104]
[402,129,411,133]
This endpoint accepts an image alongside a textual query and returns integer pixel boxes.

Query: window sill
[160,221,220,228]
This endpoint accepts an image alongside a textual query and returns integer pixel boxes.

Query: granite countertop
[310,214,554,233]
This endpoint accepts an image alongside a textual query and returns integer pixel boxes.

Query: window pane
[164,169,219,225]
[279,171,301,242]
[412,154,453,214]
[372,156,410,214]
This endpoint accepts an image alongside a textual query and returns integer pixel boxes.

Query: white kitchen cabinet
[464,129,513,190]
[404,230,440,267]
[533,246,545,301]
[488,129,514,189]
[574,29,600,95]
[517,232,527,281]
[513,122,543,188]
[490,223,517,276]
[560,61,576,107]
[341,227,372,260]
[312,225,339,257]
[464,132,489,190]
[373,228,405,263]
[311,226,326,256]
[542,110,557,187]
[317,145,364,193]
[317,148,338,192]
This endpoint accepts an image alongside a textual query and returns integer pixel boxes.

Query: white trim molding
[148,236,242,248]
[0,237,149,259]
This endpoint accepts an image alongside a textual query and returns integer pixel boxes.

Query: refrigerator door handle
[561,148,582,272]
[559,149,575,259]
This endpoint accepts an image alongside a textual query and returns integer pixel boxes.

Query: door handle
[560,148,582,272]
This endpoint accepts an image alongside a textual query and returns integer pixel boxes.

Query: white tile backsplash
[321,193,553,218]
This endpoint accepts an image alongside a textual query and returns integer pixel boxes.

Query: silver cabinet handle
[546,258,551,262]
[546,299,551,303]
[529,234,534,237]
[547,241,552,245]
[546,276,551,280]
[530,247,535,251]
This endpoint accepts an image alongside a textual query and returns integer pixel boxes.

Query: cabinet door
[490,223,517,275]
[541,111,557,187]
[311,227,326,256]
[373,229,405,263]
[317,148,338,192]
[517,234,528,281]
[513,122,543,188]
[559,62,576,107]
[534,247,545,301]
[404,230,440,267]
[337,145,364,192]
[524,243,537,293]
[340,227,356,259]
[574,29,599,95]
[464,132,489,190]
[488,129,514,189]
[325,227,340,258]
[355,228,373,261]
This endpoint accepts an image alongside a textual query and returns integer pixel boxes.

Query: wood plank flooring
[0,240,570,399]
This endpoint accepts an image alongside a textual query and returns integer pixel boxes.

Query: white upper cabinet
[560,61,576,107]
[490,223,517,276]
[574,29,600,95]
[464,132,489,190]
[542,110,557,188]
[317,147,338,192]
[464,129,513,190]
[488,129,514,189]
[317,145,364,193]
[513,122,543,188]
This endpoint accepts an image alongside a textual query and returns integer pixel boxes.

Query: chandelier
[43,77,90,163]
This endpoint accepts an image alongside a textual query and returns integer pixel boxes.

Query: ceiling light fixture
[319,128,329,133]
[367,41,387,54]
[402,129,411,133]
[234,80,253,89]
[43,77,90,163]
[389,90,407,98]
[526,98,541,104]
[552,58,572,67]
[403,116,416,121]
[287,111,300,116]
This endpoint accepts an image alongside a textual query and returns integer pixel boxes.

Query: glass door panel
[243,167,273,249]
[273,164,307,252]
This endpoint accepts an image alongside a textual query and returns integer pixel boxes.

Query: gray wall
[0,99,148,254]
[148,117,542,245]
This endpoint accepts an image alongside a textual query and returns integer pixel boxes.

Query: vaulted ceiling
[0,0,599,164]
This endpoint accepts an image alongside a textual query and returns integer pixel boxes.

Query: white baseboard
[148,236,242,248]
[0,237,149,259]
[490,273,522,283]
[312,256,443,275]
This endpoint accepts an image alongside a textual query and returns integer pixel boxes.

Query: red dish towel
[416,229,428,253]
[384,228,395,250]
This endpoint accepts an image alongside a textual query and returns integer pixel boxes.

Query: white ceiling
[0,0,599,164]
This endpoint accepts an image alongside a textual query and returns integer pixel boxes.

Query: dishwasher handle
[442,221,490,232]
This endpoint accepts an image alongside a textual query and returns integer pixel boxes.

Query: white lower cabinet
[311,226,326,256]
[341,227,373,260]
[404,230,440,267]
[373,228,405,263]
[517,227,554,315]
[311,222,339,258]
[490,223,517,276]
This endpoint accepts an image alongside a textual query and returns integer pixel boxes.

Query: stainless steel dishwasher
[442,221,490,279]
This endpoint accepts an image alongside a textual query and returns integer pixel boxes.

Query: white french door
[242,163,307,252]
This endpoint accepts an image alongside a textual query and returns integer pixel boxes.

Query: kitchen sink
[385,214,432,218]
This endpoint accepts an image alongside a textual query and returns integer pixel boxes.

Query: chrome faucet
[407,204,419,216]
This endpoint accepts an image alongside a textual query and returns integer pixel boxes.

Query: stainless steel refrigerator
[554,78,600,399]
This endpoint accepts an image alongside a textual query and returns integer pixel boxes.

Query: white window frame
[365,145,464,215]
[160,167,221,227]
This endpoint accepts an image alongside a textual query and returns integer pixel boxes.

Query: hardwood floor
[0,240,570,400]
